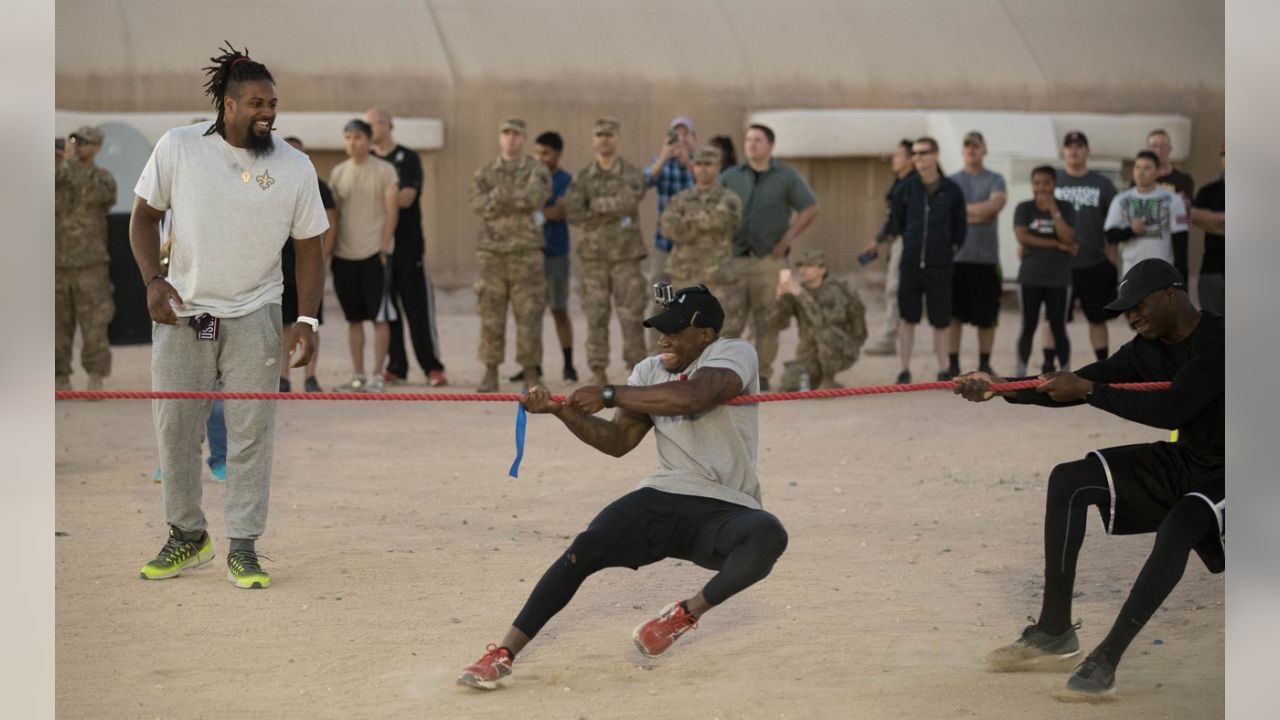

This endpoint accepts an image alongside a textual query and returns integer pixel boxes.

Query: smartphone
[667,130,680,145]
[857,248,879,266]
[778,268,792,285]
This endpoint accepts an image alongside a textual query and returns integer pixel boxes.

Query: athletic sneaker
[896,370,912,385]
[986,619,1081,672]
[210,463,227,483]
[304,376,323,393]
[279,377,291,392]
[139,526,214,580]
[563,365,579,383]
[1056,654,1117,702]
[226,549,270,589]
[427,369,448,387]
[457,644,513,690]
[633,601,698,657]
[339,376,367,392]
[382,370,406,386]
[366,374,385,393]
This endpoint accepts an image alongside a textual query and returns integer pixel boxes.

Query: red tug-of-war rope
[54,380,1170,403]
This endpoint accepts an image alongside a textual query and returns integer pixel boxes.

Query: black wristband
[145,274,166,288]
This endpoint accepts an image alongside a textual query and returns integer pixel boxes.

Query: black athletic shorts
[281,239,324,326]
[1087,442,1225,572]
[1068,261,1118,324]
[898,266,953,328]
[586,487,783,572]
[331,254,396,323]
[950,262,1002,327]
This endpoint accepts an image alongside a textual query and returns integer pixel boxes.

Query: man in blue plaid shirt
[644,116,698,271]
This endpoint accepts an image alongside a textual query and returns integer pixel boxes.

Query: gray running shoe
[1055,654,1116,702]
[986,618,1081,672]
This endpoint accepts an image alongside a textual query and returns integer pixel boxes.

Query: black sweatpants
[512,488,789,640]
[1018,285,1070,371]
[385,250,444,377]
[1036,446,1224,666]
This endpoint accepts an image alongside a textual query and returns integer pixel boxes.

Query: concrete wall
[56,0,1224,287]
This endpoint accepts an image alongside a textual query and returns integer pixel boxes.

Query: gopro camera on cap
[653,282,675,306]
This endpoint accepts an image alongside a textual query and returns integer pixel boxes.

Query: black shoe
[563,365,579,383]
[986,618,1081,672]
[938,369,959,381]
[978,365,997,377]
[1057,653,1116,702]
[509,366,543,383]
[279,377,291,393]
[759,377,771,392]
[1041,362,1056,375]
[304,376,322,393]
[895,370,912,385]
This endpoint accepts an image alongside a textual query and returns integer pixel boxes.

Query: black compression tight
[1018,285,1070,370]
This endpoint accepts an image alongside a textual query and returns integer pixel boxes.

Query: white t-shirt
[134,123,330,318]
[628,338,762,509]
[1103,186,1188,276]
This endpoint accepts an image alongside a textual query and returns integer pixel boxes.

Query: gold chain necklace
[220,136,258,183]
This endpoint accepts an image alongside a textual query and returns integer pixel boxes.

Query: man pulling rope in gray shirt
[457,284,789,690]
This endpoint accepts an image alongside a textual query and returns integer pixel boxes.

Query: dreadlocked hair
[201,41,274,138]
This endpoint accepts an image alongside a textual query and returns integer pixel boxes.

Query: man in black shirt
[954,259,1223,702]
[1190,143,1225,314]
[364,108,447,386]
[862,139,917,356]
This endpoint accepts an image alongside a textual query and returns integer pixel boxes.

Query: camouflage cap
[693,145,721,165]
[70,125,104,144]
[499,117,527,134]
[795,248,827,267]
[593,117,621,135]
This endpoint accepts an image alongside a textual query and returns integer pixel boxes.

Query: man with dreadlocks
[129,43,330,590]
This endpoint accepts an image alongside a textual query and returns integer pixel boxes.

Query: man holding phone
[644,116,698,275]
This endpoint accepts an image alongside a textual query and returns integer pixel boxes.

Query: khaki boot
[87,374,105,391]
[522,366,542,390]
[55,375,72,392]
[818,374,844,390]
[590,368,608,387]
[476,364,499,393]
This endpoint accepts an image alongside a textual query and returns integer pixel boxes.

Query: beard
[243,123,275,158]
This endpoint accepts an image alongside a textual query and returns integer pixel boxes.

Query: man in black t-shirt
[364,108,447,386]
[1190,143,1225,314]
[954,259,1223,703]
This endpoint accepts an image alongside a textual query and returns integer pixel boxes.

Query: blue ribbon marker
[508,403,528,478]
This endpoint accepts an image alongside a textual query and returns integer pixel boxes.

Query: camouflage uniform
[564,118,649,377]
[772,249,868,390]
[467,119,551,372]
[659,146,743,329]
[55,126,117,382]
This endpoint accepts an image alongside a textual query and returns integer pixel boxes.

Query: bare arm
[396,186,417,209]
[554,406,654,458]
[611,366,744,417]
[381,182,399,255]
[966,191,1006,224]
[543,195,567,222]
[1190,207,1225,234]
[770,204,819,259]
[322,208,338,261]
[128,196,183,324]
[1014,225,1062,249]
[1052,206,1076,245]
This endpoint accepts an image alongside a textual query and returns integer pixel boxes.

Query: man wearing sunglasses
[458,284,788,691]
[55,125,118,392]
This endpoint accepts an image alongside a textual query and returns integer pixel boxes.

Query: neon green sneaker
[139,526,214,580]
[226,549,271,589]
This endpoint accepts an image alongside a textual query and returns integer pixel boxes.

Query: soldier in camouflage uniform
[468,118,551,392]
[564,117,650,386]
[771,248,867,390]
[55,125,118,391]
[659,145,743,332]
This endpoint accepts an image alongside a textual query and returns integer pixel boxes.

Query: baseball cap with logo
[499,117,527,134]
[963,131,985,147]
[1104,259,1185,314]
[70,125,104,144]
[644,285,725,334]
[593,117,621,136]
[1062,130,1089,147]
[669,115,695,132]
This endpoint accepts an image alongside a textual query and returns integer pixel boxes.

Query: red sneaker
[427,369,448,387]
[457,644,513,690]
[632,602,698,657]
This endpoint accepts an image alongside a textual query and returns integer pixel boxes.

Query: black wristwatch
[601,385,616,409]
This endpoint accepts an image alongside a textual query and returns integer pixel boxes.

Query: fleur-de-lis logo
[256,170,275,190]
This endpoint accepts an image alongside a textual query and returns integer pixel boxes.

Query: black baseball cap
[644,286,725,334]
[1062,130,1088,147]
[1104,259,1185,314]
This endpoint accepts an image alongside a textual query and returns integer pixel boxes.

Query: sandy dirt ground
[55,280,1223,719]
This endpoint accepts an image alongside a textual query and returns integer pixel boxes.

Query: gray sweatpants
[152,304,282,540]
[873,237,904,346]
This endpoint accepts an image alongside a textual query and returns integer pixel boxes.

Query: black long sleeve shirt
[1006,311,1224,463]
